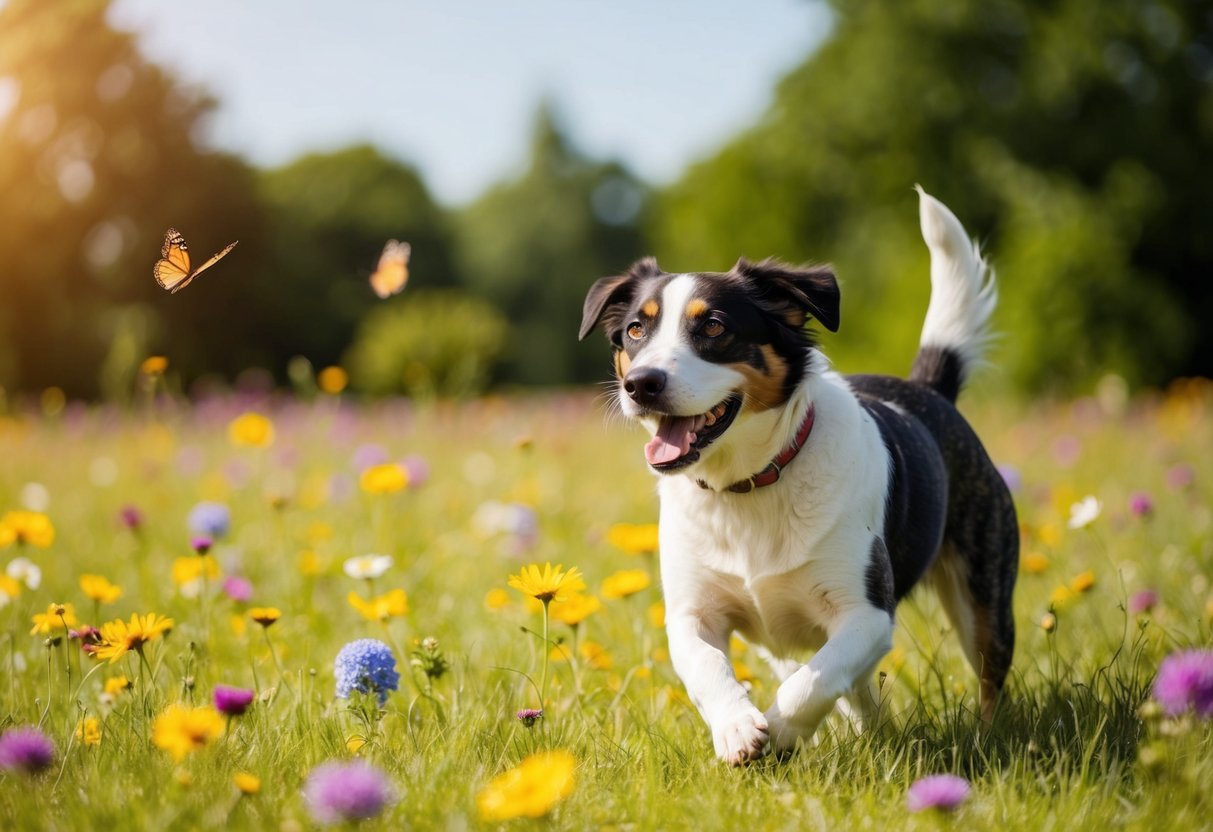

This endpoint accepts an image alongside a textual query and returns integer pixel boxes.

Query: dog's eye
[702,319,725,338]
[626,322,646,340]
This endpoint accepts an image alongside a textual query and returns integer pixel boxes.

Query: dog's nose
[624,367,667,405]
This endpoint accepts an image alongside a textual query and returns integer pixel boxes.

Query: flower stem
[540,600,551,711]
[264,629,294,696]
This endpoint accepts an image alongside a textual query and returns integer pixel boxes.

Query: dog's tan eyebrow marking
[642,299,660,318]
[685,298,709,318]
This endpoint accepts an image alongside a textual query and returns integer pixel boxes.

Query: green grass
[0,383,1211,829]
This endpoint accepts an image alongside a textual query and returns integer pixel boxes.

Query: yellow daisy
[233,772,261,795]
[508,563,586,605]
[359,463,408,495]
[228,412,275,448]
[476,750,577,821]
[606,522,659,556]
[0,510,55,548]
[93,613,174,663]
[548,593,602,627]
[152,704,224,760]
[347,589,409,622]
[75,717,102,746]
[80,574,123,605]
[248,607,282,627]
[601,569,651,600]
[30,602,78,635]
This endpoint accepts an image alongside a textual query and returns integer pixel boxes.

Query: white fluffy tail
[910,186,997,401]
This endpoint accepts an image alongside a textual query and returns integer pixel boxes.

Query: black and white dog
[579,188,1017,764]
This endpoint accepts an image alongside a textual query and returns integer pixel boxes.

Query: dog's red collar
[697,404,816,494]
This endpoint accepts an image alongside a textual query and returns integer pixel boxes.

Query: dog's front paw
[713,708,769,765]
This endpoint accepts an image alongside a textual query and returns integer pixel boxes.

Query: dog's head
[580,256,839,474]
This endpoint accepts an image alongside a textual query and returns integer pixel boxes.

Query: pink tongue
[645,416,696,465]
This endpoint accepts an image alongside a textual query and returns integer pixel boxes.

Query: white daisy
[6,556,42,590]
[1067,496,1103,530]
[343,554,393,580]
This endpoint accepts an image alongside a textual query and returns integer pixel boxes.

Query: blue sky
[109,0,830,205]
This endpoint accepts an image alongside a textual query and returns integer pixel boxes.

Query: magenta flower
[1128,589,1158,616]
[213,685,256,716]
[191,536,214,555]
[1153,649,1213,717]
[222,575,253,603]
[119,505,143,531]
[516,708,544,727]
[0,727,55,774]
[1127,491,1154,518]
[907,774,970,812]
[304,760,394,824]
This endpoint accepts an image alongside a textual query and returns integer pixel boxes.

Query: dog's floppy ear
[733,257,841,333]
[579,257,663,342]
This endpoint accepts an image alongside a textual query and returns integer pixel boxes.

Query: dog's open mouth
[644,395,742,471]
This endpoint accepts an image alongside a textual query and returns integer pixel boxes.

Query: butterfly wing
[181,240,238,292]
[154,228,192,292]
[369,240,411,298]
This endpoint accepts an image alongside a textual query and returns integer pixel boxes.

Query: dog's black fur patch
[864,537,896,615]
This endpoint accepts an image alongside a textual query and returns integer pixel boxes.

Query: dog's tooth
[713,404,726,418]
[704,410,717,426]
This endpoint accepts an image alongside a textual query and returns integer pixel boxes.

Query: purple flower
[1127,491,1154,518]
[191,535,214,555]
[516,708,544,727]
[119,504,143,531]
[402,454,430,488]
[188,501,231,539]
[334,639,400,705]
[1128,589,1158,616]
[352,443,390,472]
[304,760,393,824]
[213,684,256,716]
[907,774,970,812]
[1153,649,1213,717]
[222,575,253,603]
[1166,464,1194,491]
[0,727,55,773]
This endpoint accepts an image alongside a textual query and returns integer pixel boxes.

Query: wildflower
[411,637,449,682]
[0,574,20,607]
[1069,570,1096,594]
[334,639,400,705]
[601,569,652,600]
[297,550,323,576]
[516,708,543,727]
[1067,496,1102,530]
[476,750,577,821]
[0,727,55,773]
[151,704,224,760]
[1021,552,1049,574]
[70,625,103,654]
[6,556,42,589]
[119,505,143,531]
[484,588,511,611]
[1049,585,1075,608]
[1040,613,1057,633]
[233,772,261,795]
[1129,589,1159,616]
[508,563,586,605]
[191,536,213,555]
[347,589,408,622]
[187,501,231,539]
[1166,464,1194,491]
[104,676,130,696]
[0,510,55,548]
[93,613,174,663]
[648,601,665,628]
[140,355,168,376]
[1128,491,1154,518]
[213,685,256,716]
[248,607,281,627]
[228,412,275,448]
[402,454,430,488]
[906,774,970,812]
[79,574,123,605]
[548,593,602,626]
[171,555,220,597]
[346,735,366,753]
[606,522,660,556]
[352,443,390,472]
[579,640,612,670]
[1152,649,1213,717]
[304,760,394,824]
[317,366,348,395]
[359,463,408,495]
[222,575,253,603]
[75,717,101,746]
[343,553,393,580]
[30,602,78,635]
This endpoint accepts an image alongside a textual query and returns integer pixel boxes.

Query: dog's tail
[908,186,997,403]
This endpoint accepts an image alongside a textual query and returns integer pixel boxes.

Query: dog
[579,188,1018,764]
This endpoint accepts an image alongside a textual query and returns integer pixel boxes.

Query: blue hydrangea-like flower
[334,639,400,705]
[187,501,231,539]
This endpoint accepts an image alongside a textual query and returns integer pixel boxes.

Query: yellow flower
[93,613,174,663]
[359,463,408,495]
[647,601,665,629]
[1040,613,1058,633]
[228,412,275,448]
[579,640,612,670]
[75,717,102,746]
[484,588,512,611]
[1069,570,1096,593]
[733,660,756,683]
[601,569,651,600]
[0,510,55,548]
[548,593,601,626]
[151,704,224,760]
[1049,585,1076,609]
[606,522,659,556]
[317,366,349,395]
[104,676,130,696]
[347,589,409,622]
[1036,522,1063,549]
[0,574,21,605]
[476,750,577,821]
[1021,552,1049,574]
[80,574,123,605]
[140,355,168,376]
[171,555,221,586]
[297,550,323,577]
[346,735,367,753]
[508,563,586,605]
[233,772,261,795]
[30,602,78,635]
[248,607,281,627]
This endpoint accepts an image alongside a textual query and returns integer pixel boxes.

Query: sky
[108,0,830,205]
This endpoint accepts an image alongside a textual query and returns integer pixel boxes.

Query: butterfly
[369,239,411,299]
[153,228,238,294]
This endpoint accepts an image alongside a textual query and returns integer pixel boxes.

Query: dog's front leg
[666,613,769,765]
[763,605,893,753]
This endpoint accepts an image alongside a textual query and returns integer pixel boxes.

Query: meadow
[0,374,1210,830]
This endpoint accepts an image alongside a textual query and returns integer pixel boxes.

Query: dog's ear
[579,257,663,342]
[733,258,840,333]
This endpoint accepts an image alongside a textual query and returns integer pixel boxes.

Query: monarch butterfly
[153,228,238,294]
[369,239,410,299]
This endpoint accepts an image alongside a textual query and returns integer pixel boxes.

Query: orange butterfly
[369,240,410,299]
[153,228,238,294]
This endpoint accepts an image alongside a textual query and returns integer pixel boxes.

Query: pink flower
[119,505,143,531]
[213,685,256,716]
[1153,649,1213,717]
[516,708,544,727]
[222,576,253,603]
[1128,589,1158,616]
[0,727,55,773]
[1127,491,1154,518]
[304,760,393,824]
[907,774,970,812]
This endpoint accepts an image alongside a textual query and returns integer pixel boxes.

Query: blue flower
[335,639,400,705]
[187,501,231,539]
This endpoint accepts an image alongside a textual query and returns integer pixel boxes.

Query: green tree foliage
[653,0,1211,392]
[455,104,649,386]
[0,0,260,396]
